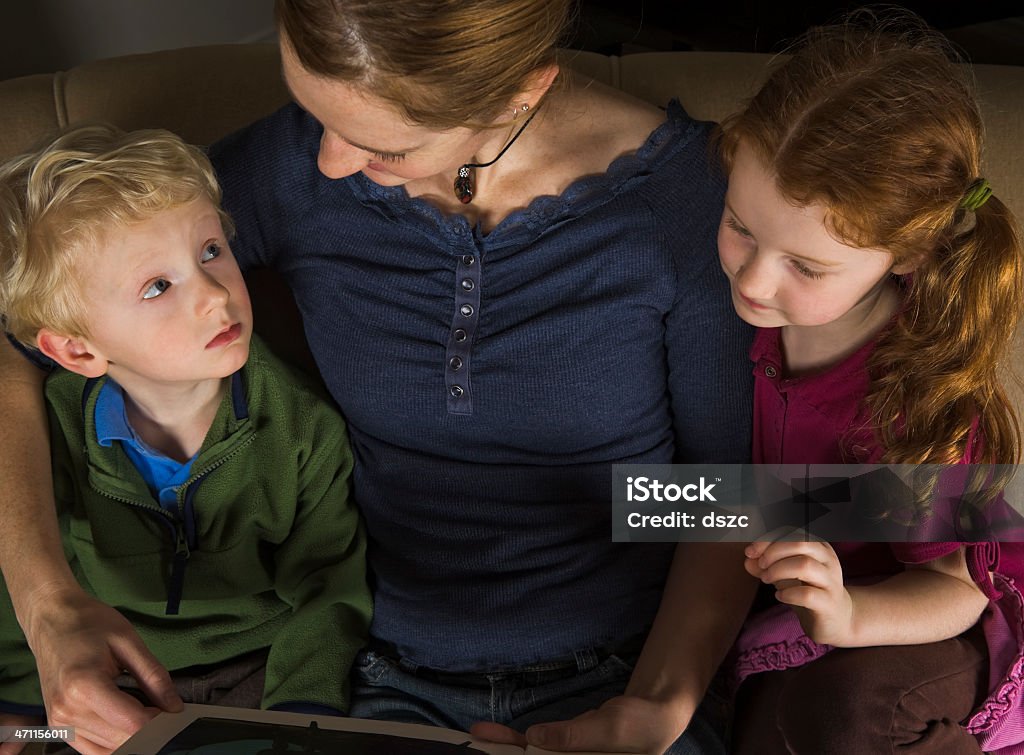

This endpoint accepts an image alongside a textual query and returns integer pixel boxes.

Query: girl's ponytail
[869,193,1024,467]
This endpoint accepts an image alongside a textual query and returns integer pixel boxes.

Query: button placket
[444,252,481,414]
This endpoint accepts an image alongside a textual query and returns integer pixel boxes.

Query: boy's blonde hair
[0,124,231,345]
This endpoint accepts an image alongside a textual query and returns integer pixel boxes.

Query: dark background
[572,1,1024,65]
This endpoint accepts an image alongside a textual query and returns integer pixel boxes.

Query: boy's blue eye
[200,242,221,262]
[142,278,171,299]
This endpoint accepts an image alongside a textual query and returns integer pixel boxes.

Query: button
[454,329,467,342]
[449,356,463,370]
[449,385,464,398]
[765,365,778,378]
[461,278,474,291]
[460,304,474,317]
[462,255,475,266]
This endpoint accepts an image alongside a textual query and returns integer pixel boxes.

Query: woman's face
[280,36,499,185]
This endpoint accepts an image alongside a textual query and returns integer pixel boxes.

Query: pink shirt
[732,326,1024,753]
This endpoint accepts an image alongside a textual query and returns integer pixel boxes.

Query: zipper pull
[165,524,190,615]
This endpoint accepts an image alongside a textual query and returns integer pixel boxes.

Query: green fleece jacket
[0,336,371,714]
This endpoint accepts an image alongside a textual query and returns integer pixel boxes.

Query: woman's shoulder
[549,73,705,180]
[562,74,666,153]
[209,103,321,187]
[530,73,722,225]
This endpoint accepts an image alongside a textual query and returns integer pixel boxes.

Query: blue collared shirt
[94,380,196,513]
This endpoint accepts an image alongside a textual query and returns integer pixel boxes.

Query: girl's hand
[744,540,855,646]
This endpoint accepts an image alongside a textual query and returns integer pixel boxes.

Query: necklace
[454,110,538,204]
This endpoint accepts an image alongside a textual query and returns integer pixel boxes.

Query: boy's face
[77,198,252,385]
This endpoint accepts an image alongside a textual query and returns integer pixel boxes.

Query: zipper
[90,431,258,616]
[166,434,258,614]
[166,524,190,615]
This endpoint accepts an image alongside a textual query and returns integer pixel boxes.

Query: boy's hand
[0,712,44,755]
[24,586,182,754]
[744,540,854,646]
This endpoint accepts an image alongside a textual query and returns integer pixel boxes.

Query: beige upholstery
[1,44,1021,218]
[1,43,1023,391]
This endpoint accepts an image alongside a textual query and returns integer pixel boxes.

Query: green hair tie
[961,178,993,211]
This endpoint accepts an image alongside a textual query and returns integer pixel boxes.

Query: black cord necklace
[454,110,538,204]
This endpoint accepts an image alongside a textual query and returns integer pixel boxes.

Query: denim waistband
[367,634,646,688]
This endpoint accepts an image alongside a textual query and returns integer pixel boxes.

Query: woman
[0,1,754,753]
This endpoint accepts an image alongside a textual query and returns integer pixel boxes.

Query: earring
[512,103,531,119]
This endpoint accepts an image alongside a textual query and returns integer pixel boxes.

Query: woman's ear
[516,63,560,110]
[36,329,109,378]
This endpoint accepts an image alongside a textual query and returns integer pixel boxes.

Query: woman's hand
[744,539,854,646]
[473,542,754,754]
[471,693,689,753]
[24,585,182,755]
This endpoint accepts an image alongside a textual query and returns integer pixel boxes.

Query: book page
[113,704,525,754]
[525,748,630,755]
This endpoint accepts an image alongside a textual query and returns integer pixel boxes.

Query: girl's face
[718,141,904,330]
[280,35,503,186]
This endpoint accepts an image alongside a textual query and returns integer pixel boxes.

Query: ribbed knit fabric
[210,101,753,671]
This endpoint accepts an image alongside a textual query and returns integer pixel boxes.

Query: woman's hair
[0,124,230,345]
[275,0,574,128]
[717,13,1024,469]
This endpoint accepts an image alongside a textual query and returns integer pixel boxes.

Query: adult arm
[525,121,760,750]
[474,121,757,752]
[0,336,180,754]
[532,544,757,753]
[0,335,67,628]
[473,544,756,753]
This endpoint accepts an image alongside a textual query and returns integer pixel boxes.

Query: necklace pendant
[454,165,474,204]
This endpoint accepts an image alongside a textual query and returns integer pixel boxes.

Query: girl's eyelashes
[725,214,825,279]
[372,151,406,163]
[792,259,825,280]
[726,216,753,238]
[142,278,171,300]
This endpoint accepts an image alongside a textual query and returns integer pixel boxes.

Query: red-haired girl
[718,14,1024,754]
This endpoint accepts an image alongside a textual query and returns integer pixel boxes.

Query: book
[113,703,623,754]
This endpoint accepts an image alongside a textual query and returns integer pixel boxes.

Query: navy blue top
[209,100,753,671]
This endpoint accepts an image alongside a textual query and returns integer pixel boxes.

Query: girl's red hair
[718,12,1024,470]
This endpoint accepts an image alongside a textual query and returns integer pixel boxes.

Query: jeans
[349,646,729,755]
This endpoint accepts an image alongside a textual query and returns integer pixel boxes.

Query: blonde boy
[0,125,371,738]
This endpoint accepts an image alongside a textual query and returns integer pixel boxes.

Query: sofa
[1,42,1023,389]
[0,40,1023,755]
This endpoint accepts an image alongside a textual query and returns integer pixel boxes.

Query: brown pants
[45,649,267,754]
[732,623,989,754]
